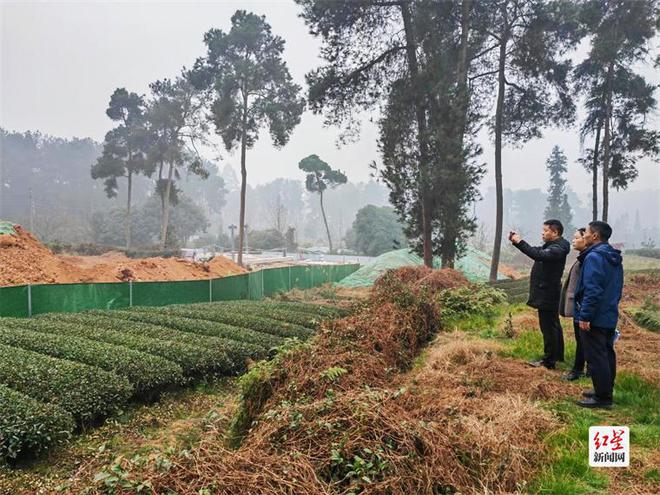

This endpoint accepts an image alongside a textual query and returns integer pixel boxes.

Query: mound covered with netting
[338,247,515,288]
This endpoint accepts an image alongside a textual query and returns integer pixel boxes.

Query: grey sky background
[1,0,658,199]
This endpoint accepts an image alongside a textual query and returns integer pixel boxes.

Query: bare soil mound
[0,224,245,287]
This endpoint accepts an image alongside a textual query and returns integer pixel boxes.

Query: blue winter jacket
[574,242,624,329]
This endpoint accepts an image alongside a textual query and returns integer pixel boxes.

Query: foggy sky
[1,0,659,198]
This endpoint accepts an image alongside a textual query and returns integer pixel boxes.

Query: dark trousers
[581,326,616,402]
[571,320,586,373]
[538,309,565,365]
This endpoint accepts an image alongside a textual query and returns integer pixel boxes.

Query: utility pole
[228,224,237,262]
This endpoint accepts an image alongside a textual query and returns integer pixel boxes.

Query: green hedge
[254,301,350,318]
[134,305,314,340]
[33,314,226,378]
[0,384,75,461]
[100,309,286,349]
[0,321,184,395]
[44,313,236,363]
[90,311,269,374]
[0,343,132,423]
[200,302,327,328]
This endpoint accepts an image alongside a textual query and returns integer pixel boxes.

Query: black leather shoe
[577,397,612,409]
[582,389,596,398]
[528,360,554,369]
[562,371,584,381]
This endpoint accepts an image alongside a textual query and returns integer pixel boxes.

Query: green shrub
[0,343,132,423]
[223,300,349,318]
[133,305,314,340]
[194,302,324,328]
[89,311,269,374]
[439,285,507,321]
[0,384,75,461]
[96,310,282,350]
[632,309,660,332]
[0,321,184,394]
[32,314,226,378]
[54,313,262,375]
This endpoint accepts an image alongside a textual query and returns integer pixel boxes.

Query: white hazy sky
[1,0,658,197]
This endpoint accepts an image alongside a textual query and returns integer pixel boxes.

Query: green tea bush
[631,298,660,332]
[0,343,132,423]
[135,305,314,340]
[219,300,349,318]
[43,313,236,370]
[0,384,75,461]
[439,285,508,321]
[194,302,323,328]
[90,311,269,374]
[97,310,282,350]
[0,322,183,394]
[31,315,224,378]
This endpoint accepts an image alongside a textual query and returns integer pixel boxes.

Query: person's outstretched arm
[512,239,567,262]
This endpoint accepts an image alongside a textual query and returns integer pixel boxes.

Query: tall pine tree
[544,145,573,235]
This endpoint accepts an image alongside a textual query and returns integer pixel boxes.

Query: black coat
[514,238,571,311]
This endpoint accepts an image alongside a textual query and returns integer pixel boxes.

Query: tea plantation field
[0,301,346,462]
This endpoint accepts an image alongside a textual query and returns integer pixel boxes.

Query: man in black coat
[509,219,571,369]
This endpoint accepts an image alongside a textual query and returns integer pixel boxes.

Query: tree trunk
[489,30,508,282]
[401,1,433,267]
[591,117,603,222]
[441,0,472,270]
[158,162,165,219]
[601,62,614,222]
[125,170,132,250]
[237,92,249,267]
[160,161,175,249]
[319,190,333,253]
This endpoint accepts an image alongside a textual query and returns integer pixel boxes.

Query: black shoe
[577,397,612,409]
[562,371,584,381]
[528,360,544,368]
[582,389,596,398]
[528,359,554,369]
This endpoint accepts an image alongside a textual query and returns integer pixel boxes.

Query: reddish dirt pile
[0,224,245,287]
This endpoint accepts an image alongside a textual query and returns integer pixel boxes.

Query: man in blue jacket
[574,221,623,409]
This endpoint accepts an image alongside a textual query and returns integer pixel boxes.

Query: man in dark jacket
[574,221,623,409]
[509,219,570,369]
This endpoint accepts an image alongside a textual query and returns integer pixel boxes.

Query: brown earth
[0,225,245,287]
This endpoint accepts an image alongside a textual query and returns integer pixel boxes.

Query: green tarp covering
[337,247,509,288]
[0,221,16,236]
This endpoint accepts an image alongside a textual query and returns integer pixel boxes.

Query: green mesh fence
[31,283,130,315]
[0,285,29,317]
[0,264,360,318]
[132,279,210,307]
[290,266,313,289]
[263,267,290,296]
[211,273,249,301]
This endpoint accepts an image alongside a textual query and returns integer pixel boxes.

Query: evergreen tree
[477,0,581,281]
[298,154,348,253]
[91,88,153,249]
[544,146,574,234]
[574,0,659,222]
[193,11,305,266]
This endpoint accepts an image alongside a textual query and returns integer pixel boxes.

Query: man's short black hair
[544,219,564,236]
[588,221,612,242]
